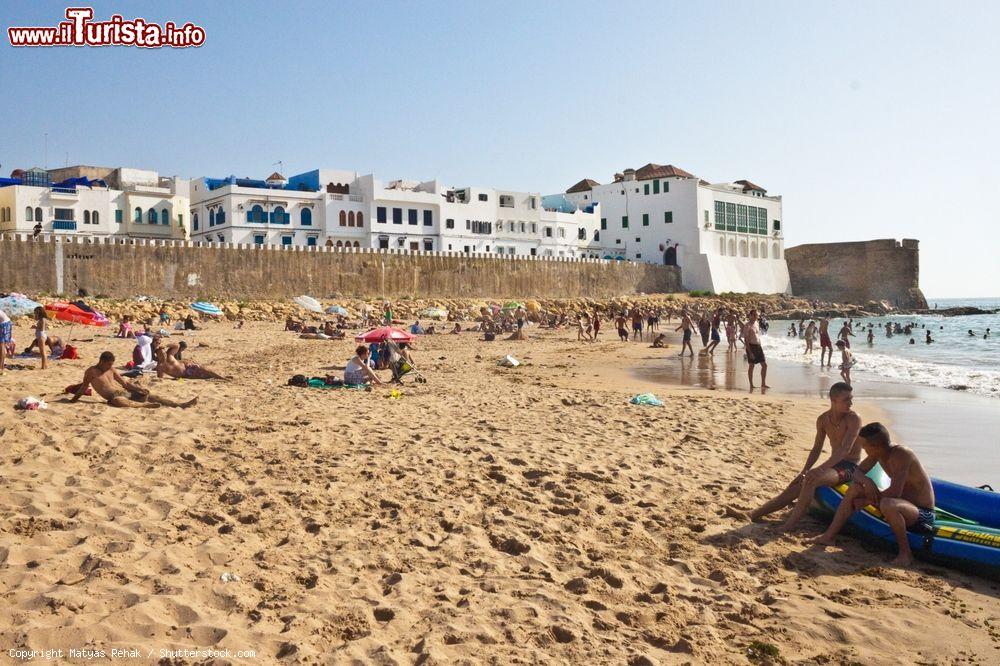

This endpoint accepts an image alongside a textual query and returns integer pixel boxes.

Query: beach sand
[1,319,998,664]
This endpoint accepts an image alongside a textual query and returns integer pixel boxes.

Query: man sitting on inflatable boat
[750,382,864,530]
[811,422,935,567]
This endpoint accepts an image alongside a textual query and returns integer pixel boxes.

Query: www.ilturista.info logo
[7,7,205,48]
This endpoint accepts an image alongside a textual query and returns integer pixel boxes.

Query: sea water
[767,298,1000,399]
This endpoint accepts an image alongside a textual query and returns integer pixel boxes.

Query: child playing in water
[836,340,856,384]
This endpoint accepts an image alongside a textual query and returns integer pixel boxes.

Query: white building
[561,163,790,293]
[188,168,597,258]
[0,166,190,241]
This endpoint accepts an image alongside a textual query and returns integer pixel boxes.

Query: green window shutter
[652,180,660,194]
[642,213,649,226]
[622,215,629,228]
[715,201,725,229]
[644,183,649,195]
[664,211,673,224]
[725,203,736,231]
[600,217,607,230]
[758,207,767,234]
[737,204,747,232]
[664,180,669,193]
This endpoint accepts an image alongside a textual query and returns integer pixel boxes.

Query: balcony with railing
[52,220,77,231]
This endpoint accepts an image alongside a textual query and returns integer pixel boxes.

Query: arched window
[34,207,42,222]
[357,212,363,227]
[353,241,360,248]
[193,213,199,231]
[761,242,768,259]
[248,204,264,223]
[135,207,142,222]
[750,242,758,258]
[593,230,600,241]
[339,211,346,227]
[728,238,736,256]
[161,208,169,225]
[348,211,355,227]
[209,208,216,226]
[216,208,225,225]
[325,238,333,247]
[26,207,33,222]
[147,208,157,224]
[271,206,286,224]
[578,228,586,240]
[336,240,343,247]
[92,211,99,225]
[739,240,748,257]
[719,237,726,255]
[301,208,312,226]
[773,243,781,259]
[84,210,91,225]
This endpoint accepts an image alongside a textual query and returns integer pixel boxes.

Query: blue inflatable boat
[813,468,1000,579]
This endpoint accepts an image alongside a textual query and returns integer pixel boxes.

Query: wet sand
[632,330,1000,488]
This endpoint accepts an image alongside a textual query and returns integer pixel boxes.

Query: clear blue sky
[3,1,998,297]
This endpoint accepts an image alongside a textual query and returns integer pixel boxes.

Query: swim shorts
[746,343,766,364]
[711,328,720,343]
[911,506,936,534]
[832,460,859,484]
[683,329,692,343]
[820,332,832,348]
[0,321,11,344]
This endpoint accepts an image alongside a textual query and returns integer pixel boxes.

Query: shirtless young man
[812,422,935,566]
[743,310,769,389]
[818,316,833,367]
[750,382,862,527]
[70,352,197,409]
[155,344,231,380]
[674,311,695,357]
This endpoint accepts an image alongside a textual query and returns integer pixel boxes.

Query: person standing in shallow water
[743,309,769,389]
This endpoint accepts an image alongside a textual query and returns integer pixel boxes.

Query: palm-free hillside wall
[785,238,927,308]
[0,235,681,299]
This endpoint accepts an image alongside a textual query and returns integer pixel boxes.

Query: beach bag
[287,374,308,387]
[60,345,79,360]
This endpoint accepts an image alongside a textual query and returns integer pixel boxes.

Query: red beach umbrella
[354,326,415,343]
[44,302,109,326]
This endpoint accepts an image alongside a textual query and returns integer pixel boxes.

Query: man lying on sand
[71,351,197,409]
[155,344,231,380]
[811,422,935,567]
[750,382,863,530]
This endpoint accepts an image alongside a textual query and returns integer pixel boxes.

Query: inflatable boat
[813,467,1000,579]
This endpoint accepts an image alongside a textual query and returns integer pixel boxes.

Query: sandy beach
[1,318,999,664]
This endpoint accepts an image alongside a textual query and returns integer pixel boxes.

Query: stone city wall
[785,238,927,308]
[0,234,681,300]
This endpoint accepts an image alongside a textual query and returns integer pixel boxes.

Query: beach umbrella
[325,305,349,316]
[502,301,524,311]
[191,301,223,316]
[0,294,43,318]
[45,302,108,326]
[354,326,415,343]
[294,295,323,313]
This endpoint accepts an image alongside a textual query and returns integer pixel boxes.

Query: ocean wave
[761,333,1000,399]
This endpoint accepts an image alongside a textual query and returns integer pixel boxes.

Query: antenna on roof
[273,160,283,175]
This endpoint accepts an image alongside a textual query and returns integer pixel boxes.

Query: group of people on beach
[672,307,771,388]
[750,382,935,567]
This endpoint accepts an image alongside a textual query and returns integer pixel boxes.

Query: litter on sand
[629,393,663,406]
[497,355,520,367]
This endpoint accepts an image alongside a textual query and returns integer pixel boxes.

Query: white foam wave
[761,333,1000,399]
